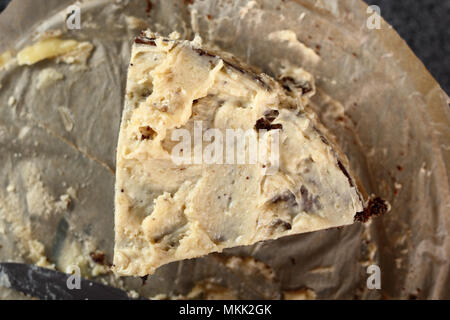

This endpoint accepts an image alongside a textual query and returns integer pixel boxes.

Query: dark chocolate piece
[135,36,156,46]
[354,197,388,222]
[337,160,354,188]
[90,251,106,265]
[279,76,313,94]
[271,190,298,207]
[254,118,283,131]
[300,185,321,212]
[254,109,283,131]
[146,0,153,14]
[139,126,157,140]
[270,219,292,231]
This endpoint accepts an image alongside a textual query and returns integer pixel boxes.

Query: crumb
[66,186,77,199]
[128,290,140,299]
[58,106,75,132]
[355,197,389,223]
[185,279,237,300]
[283,287,316,300]
[223,256,275,280]
[56,194,71,211]
[36,68,64,90]
[8,96,16,107]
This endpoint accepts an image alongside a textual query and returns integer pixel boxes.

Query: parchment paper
[0,0,448,300]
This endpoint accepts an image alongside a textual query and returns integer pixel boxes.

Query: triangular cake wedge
[113,32,378,276]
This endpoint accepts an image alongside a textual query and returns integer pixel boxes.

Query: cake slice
[113,31,379,276]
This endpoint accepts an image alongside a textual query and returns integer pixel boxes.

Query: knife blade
[0,263,142,300]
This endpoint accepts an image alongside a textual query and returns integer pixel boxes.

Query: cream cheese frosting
[113,32,364,276]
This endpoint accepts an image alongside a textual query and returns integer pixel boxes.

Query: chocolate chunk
[337,160,354,187]
[90,251,106,265]
[320,135,330,146]
[354,197,388,223]
[270,219,292,231]
[145,0,153,14]
[300,185,313,212]
[139,126,157,140]
[193,48,217,59]
[212,234,226,243]
[264,109,280,122]
[271,190,298,207]
[279,76,313,94]
[255,118,272,131]
[141,275,149,285]
[255,109,282,131]
[300,185,321,212]
[135,36,157,46]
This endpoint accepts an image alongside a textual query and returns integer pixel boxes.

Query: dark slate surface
[368,0,449,94]
[0,0,448,93]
